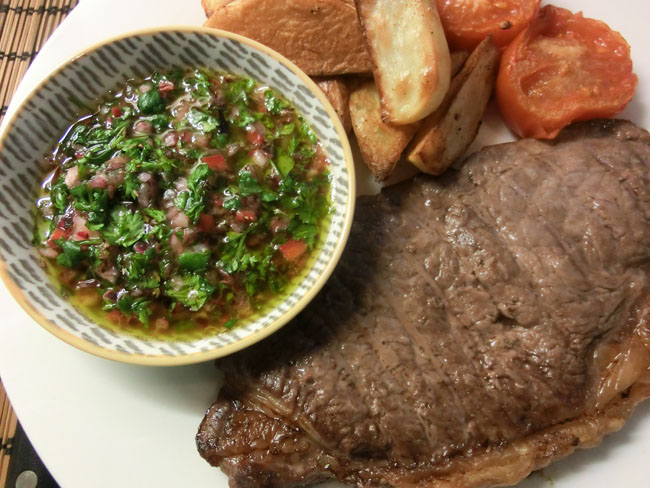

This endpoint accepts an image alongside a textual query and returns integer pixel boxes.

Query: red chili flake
[111,107,122,117]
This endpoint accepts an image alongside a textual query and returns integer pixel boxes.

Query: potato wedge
[407,37,499,175]
[349,80,419,181]
[450,50,470,77]
[355,0,451,125]
[313,77,352,133]
[204,0,373,75]
[201,0,235,17]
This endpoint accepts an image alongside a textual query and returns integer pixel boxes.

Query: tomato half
[436,0,541,50]
[497,5,637,139]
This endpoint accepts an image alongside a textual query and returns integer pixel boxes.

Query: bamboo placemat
[0,0,78,122]
[0,1,79,485]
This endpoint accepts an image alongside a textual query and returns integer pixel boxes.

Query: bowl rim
[0,25,356,366]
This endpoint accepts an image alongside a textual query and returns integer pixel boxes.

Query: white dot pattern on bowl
[0,30,351,360]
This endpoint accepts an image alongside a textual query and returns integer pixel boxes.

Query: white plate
[0,0,649,487]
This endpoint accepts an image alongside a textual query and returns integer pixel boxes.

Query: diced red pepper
[246,130,264,146]
[158,80,175,92]
[47,228,67,248]
[235,209,257,222]
[203,154,229,172]
[111,107,122,117]
[198,213,215,232]
[279,239,307,262]
[76,230,89,240]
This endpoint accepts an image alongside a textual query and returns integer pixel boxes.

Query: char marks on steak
[197,120,650,488]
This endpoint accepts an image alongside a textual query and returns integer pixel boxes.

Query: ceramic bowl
[0,26,355,365]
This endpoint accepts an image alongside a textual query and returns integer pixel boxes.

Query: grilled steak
[197,120,650,488]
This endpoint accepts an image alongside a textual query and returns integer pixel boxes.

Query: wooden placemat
[0,1,79,485]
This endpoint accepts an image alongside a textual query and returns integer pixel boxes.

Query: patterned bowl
[0,27,355,365]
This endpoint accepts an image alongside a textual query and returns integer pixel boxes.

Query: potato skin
[407,37,499,175]
[349,81,419,181]
[355,0,451,124]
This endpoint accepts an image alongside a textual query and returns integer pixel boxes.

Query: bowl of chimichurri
[0,27,355,365]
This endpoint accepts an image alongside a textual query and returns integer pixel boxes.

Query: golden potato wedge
[355,0,451,125]
[349,80,419,181]
[204,0,373,75]
[313,77,352,133]
[201,0,235,17]
[407,37,499,175]
[202,0,358,18]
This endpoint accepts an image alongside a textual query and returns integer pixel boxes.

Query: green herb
[103,206,145,247]
[50,178,70,212]
[106,294,152,325]
[142,114,169,132]
[276,150,294,177]
[225,78,255,105]
[224,318,237,329]
[222,197,241,211]
[237,171,261,196]
[138,88,165,115]
[144,208,166,223]
[186,108,218,132]
[264,90,287,115]
[277,123,295,136]
[290,223,319,248]
[174,163,212,223]
[165,274,216,311]
[178,250,211,271]
[235,107,257,128]
[69,185,109,228]
[56,240,84,268]
[297,116,317,144]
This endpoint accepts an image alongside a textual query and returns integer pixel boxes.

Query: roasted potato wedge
[450,50,470,77]
[313,77,352,133]
[349,80,419,181]
[201,0,235,17]
[204,0,372,75]
[407,37,499,175]
[355,0,451,124]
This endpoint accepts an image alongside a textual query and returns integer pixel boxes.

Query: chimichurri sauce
[34,68,331,338]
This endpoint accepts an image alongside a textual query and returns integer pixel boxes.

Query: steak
[197,120,650,488]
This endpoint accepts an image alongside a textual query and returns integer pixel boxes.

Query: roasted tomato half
[436,0,541,50]
[496,5,637,139]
